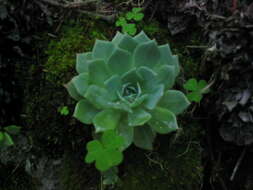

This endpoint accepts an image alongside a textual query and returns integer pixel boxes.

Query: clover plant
[116,8,144,35]
[0,125,21,148]
[65,31,190,173]
[58,106,70,116]
[183,78,209,103]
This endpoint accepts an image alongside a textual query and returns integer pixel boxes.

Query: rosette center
[121,83,141,103]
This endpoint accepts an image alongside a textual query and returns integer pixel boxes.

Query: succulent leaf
[117,119,134,150]
[133,31,151,43]
[72,73,89,96]
[107,48,132,75]
[144,84,164,110]
[74,99,99,124]
[85,85,112,109]
[93,109,121,132]
[88,59,110,86]
[149,107,178,134]
[104,75,122,100]
[92,40,115,60]
[65,81,83,101]
[76,52,92,74]
[158,44,180,76]
[137,66,158,90]
[134,40,160,69]
[133,125,156,150]
[128,108,151,127]
[112,32,124,45]
[156,65,175,89]
[158,90,190,115]
[121,68,142,84]
[117,34,138,53]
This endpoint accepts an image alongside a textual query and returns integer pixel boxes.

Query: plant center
[121,83,141,103]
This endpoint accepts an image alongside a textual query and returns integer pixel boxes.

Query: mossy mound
[44,18,114,85]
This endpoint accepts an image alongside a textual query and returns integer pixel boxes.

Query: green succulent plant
[65,31,190,172]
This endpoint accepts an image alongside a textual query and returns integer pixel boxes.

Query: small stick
[186,45,208,49]
[39,0,115,22]
[230,147,247,181]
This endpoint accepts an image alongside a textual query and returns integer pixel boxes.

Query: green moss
[115,120,203,190]
[44,18,112,85]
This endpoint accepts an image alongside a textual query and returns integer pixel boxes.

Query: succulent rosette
[66,31,190,171]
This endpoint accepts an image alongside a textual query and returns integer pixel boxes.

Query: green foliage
[85,130,124,171]
[126,8,144,21]
[0,125,21,148]
[183,78,209,102]
[116,8,144,35]
[66,31,190,174]
[58,106,70,116]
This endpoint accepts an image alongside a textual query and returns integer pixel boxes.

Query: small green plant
[116,8,144,35]
[58,106,70,116]
[183,78,209,103]
[0,125,21,148]
[85,130,124,171]
[65,31,190,182]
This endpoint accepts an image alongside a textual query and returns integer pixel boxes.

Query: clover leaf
[116,7,144,35]
[122,23,137,35]
[85,130,124,171]
[0,132,14,147]
[183,78,209,103]
[58,106,69,116]
[126,8,144,21]
[0,125,22,148]
[115,17,127,27]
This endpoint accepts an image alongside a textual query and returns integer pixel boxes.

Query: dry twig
[38,0,116,22]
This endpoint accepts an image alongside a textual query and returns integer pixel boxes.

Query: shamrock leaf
[0,132,14,147]
[85,130,125,171]
[132,7,142,13]
[126,12,135,20]
[183,78,209,103]
[122,23,137,35]
[126,8,144,21]
[116,17,127,27]
[58,106,69,116]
